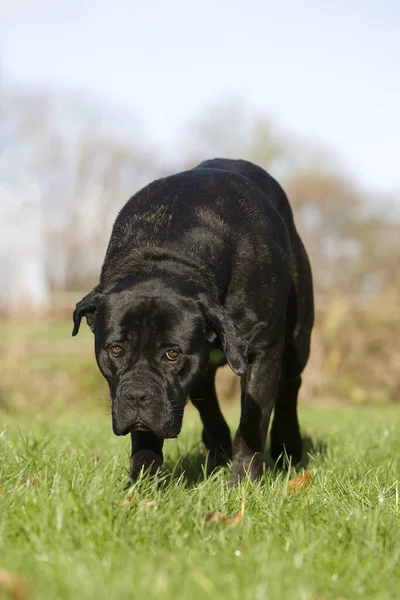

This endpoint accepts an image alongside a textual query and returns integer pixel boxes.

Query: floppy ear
[198,296,248,376]
[72,288,100,336]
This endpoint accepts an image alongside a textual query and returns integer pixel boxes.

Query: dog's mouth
[113,412,182,438]
[129,420,180,439]
[130,421,151,433]
[113,420,152,437]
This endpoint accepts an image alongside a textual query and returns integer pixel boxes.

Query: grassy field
[1,407,399,600]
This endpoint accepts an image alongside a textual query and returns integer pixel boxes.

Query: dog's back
[195,158,295,228]
[195,159,314,356]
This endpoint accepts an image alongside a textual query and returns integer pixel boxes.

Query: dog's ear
[72,288,100,336]
[198,295,248,376]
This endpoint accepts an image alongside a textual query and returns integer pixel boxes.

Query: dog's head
[72,280,247,438]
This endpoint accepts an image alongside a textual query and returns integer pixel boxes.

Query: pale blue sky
[1,0,399,194]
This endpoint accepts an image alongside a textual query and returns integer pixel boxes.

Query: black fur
[73,159,314,481]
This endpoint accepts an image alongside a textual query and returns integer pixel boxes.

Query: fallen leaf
[120,494,139,508]
[137,498,157,509]
[287,470,312,493]
[204,492,246,527]
[119,494,157,509]
[204,509,244,526]
[0,569,29,600]
[23,477,39,486]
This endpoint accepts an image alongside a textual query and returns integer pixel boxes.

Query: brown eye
[165,350,179,361]
[110,346,123,358]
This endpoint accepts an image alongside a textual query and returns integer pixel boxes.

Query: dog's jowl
[72,159,314,482]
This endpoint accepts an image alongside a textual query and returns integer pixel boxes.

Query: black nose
[127,387,151,405]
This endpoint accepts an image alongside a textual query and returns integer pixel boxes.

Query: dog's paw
[130,450,163,481]
[270,436,303,468]
[230,452,264,485]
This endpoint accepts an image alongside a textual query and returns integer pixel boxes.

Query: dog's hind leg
[270,365,303,466]
[190,367,232,467]
[270,269,313,467]
[270,315,312,466]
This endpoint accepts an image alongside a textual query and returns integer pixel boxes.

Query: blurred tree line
[1,87,399,403]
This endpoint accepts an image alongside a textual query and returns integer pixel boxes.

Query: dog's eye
[165,350,179,361]
[110,346,123,358]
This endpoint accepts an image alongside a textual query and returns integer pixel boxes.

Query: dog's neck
[99,248,219,300]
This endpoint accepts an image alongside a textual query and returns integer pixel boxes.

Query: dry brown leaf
[204,509,244,526]
[120,494,139,508]
[204,493,246,527]
[287,469,312,493]
[23,477,39,486]
[137,498,157,509]
[0,569,29,600]
[119,495,156,509]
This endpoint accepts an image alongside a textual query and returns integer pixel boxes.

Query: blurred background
[1,0,399,416]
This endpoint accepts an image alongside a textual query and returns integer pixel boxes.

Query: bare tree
[0,86,162,308]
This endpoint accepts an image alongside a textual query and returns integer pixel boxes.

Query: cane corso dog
[72,159,314,481]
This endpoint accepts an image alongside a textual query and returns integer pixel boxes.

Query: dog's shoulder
[193,158,276,189]
[194,158,295,224]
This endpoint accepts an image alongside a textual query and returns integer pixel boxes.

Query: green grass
[1,407,399,600]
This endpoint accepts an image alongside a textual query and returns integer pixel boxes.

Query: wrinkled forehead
[98,290,203,347]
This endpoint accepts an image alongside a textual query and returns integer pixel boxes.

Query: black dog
[72,159,314,481]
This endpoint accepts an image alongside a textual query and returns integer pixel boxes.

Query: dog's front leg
[130,431,164,480]
[231,341,283,482]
